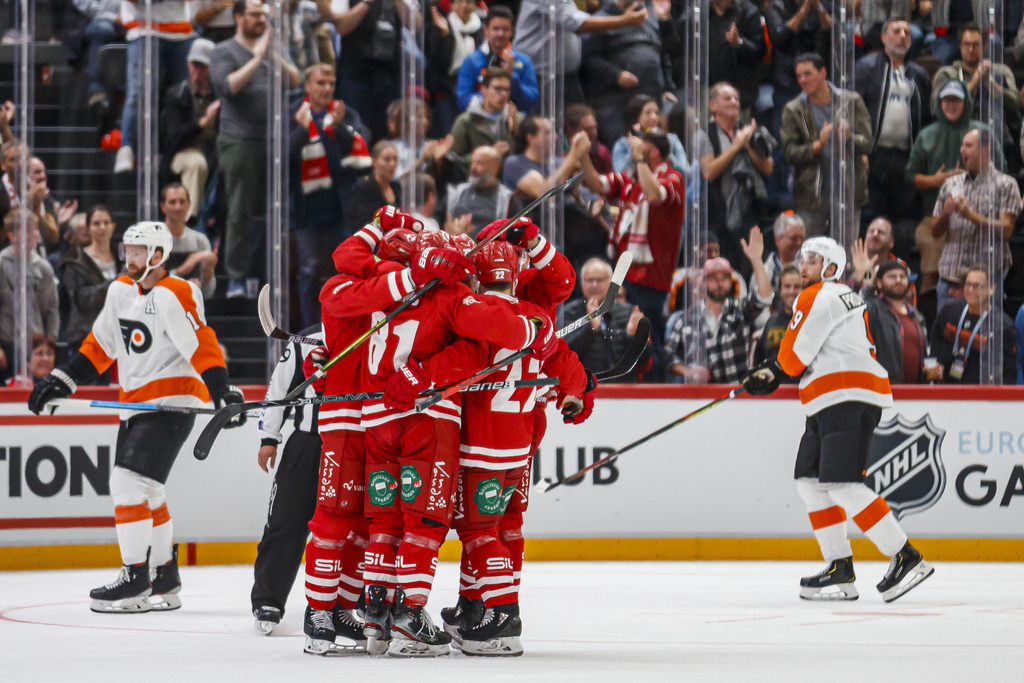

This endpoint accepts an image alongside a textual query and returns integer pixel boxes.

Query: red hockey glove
[384,359,431,411]
[374,205,423,233]
[302,346,329,394]
[558,369,597,424]
[476,217,539,247]
[410,246,476,286]
[528,315,558,361]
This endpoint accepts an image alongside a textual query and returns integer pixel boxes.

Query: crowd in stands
[4,1,1024,387]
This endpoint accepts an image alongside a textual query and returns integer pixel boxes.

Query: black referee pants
[250,429,321,616]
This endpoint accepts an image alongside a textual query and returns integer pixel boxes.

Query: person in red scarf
[289,62,372,327]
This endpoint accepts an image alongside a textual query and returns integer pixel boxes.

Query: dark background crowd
[2,0,1024,387]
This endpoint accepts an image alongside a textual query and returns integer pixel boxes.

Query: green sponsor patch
[401,464,423,502]
[474,477,508,516]
[368,470,398,507]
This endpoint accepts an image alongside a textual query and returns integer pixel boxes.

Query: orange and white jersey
[778,281,893,415]
[79,275,225,415]
[121,1,195,41]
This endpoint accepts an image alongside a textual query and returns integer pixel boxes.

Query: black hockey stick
[414,252,633,412]
[592,317,651,382]
[192,376,558,460]
[258,285,324,346]
[543,386,745,493]
[261,171,586,383]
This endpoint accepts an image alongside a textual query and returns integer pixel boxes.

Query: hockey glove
[384,359,431,411]
[528,315,558,361]
[410,246,476,286]
[27,368,77,415]
[559,369,597,424]
[302,346,329,394]
[476,217,539,248]
[373,206,423,233]
[743,360,785,396]
[217,384,247,428]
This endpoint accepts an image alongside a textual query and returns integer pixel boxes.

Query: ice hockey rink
[2,560,1022,681]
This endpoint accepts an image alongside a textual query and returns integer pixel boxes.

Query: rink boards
[1,385,1023,568]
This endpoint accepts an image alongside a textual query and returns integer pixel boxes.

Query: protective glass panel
[398,0,425,212]
[537,2,567,269]
[828,1,857,253]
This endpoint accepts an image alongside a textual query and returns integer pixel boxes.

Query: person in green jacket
[906,79,1003,292]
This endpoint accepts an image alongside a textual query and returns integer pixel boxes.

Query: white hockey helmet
[797,236,846,282]
[122,221,173,281]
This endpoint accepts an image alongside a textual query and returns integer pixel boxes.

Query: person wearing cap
[931,23,1019,126]
[906,78,1003,294]
[661,227,773,383]
[854,19,932,230]
[865,259,937,385]
[162,37,219,224]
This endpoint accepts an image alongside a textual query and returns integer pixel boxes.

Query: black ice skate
[303,604,360,655]
[877,542,934,603]
[148,544,181,611]
[362,584,392,657]
[799,557,859,601]
[459,602,524,657]
[90,561,152,613]
[332,604,368,649]
[253,606,281,635]
[440,594,485,646]
[388,589,452,658]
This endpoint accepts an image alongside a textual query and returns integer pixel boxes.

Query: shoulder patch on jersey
[462,295,481,306]
[332,280,354,295]
[839,291,865,311]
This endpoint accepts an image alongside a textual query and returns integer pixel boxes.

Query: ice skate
[440,594,484,646]
[459,603,523,657]
[388,589,451,658]
[362,584,392,657]
[90,561,152,613]
[877,542,934,603]
[148,544,181,611]
[303,604,361,655]
[799,557,859,601]
[332,604,368,650]
[253,606,281,635]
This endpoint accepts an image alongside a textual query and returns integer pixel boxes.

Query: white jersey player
[743,237,934,602]
[28,222,245,613]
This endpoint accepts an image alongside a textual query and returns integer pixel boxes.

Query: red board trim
[0,517,115,530]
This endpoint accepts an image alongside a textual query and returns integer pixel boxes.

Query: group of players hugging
[28,206,597,658]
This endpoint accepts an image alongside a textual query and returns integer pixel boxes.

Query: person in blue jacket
[455,6,539,114]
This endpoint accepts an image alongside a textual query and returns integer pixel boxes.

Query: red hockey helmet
[472,240,520,285]
[415,229,453,251]
[378,228,418,265]
[450,233,476,254]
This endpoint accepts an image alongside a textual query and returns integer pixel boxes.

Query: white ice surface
[1,561,1022,681]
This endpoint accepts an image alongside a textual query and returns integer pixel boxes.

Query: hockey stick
[191,376,558,460]
[258,285,324,346]
[414,251,633,412]
[260,171,586,378]
[592,317,650,382]
[542,386,745,493]
[46,398,218,416]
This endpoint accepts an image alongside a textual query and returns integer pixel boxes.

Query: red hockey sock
[364,512,402,603]
[395,518,448,607]
[499,513,525,596]
[462,529,515,608]
[337,525,369,610]
[304,536,342,611]
[458,548,482,601]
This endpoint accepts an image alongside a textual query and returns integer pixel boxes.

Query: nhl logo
[865,414,946,519]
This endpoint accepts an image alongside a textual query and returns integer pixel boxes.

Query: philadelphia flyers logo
[119,319,153,355]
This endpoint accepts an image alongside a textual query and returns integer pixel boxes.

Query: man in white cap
[162,37,219,223]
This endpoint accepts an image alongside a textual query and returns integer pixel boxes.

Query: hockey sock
[364,514,402,603]
[395,518,448,608]
[796,478,852,562]
[828,483,908,557]
[304,536,343,611]
[458,548,481,601]
[498,512,525,597]
[148,502,174,567]
[337,526,369,610]
[110,467,154,565]
[461,529,515,608]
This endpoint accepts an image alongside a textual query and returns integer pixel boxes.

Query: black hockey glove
[27,368,76,415]
[743,360,785,396]
[203,366,247,428]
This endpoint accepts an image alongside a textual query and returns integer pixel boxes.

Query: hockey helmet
[450,233,476,255]
[472,240,520,286]
[797,236,847,282]
[121,221,173,282]
[378,228,418,265]
[415,229,453,251]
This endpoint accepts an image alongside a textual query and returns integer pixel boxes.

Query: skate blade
[799,583,859,601]
[443,622,464,648]
[881,561,935,603]
[303,636,365,656]
[460,636,524,657]
[386,636,451,658]
[365,635,390,658]
[254,619,277,635]
[148,592,181,611]
[90,596,153,613]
